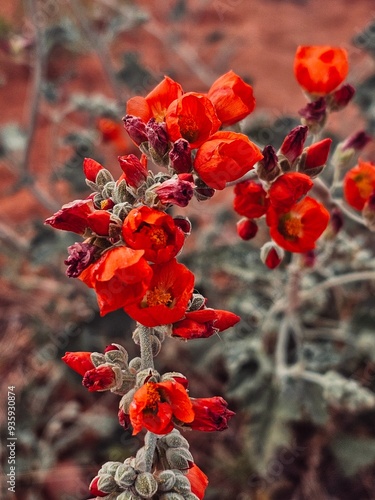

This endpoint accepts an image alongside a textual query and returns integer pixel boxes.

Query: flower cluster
[46,44,374,498]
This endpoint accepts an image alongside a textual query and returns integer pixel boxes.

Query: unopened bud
[194,178,215,200]
[134,472,158,499]
[327,83,355,111]
[173,474,192,495]
[94,473,117,495]
[82,364,121,392]
[279,125,308,166]
[299,137,332,178]
[123,114,148,145]
[257,144,281,182]
[163,429,190,449]
[156,470,177,492]
[165,447,194,470]
[147,117,170,161]
[330,207,344,235]
[118,154,148,188]
[260,242,284,269]
[341,130,372,152]
[298,97,327,134]
[173,215,192,235]
[169,138,193,173]
[83,157,104,182]
[236,218,258,240]
[115,464,137,488]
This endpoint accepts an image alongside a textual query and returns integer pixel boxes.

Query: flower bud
[156,175,194,207]
[118,407,131,430]
[173,474,192,495]
[156,470,177,492]
[298,97,327,134]
[163,429,190,449]
[165,447,194,470]
[173,215,192,235]
[159,493,185,500]
[299,137,332,178]
[169,138,193,173]
[96,168,115,188]
[64,242,97,278]
[146,117,170,160]
[90,473,117,495]
[260,242,284,269]
[330,206,344,235]
[279,125,308,166]
[118,154,148,188]
[82,364,120,392]
[88,476,108,497]
[123,114,148,145]
[62,351,95,376]
[193,179,215,201]
[341,130,372,152]
[327,83,355,111]
[236,218,258,240]
[134,472,158,499]
[83,157,104,182]
[115,464,137,488]
[257,144,281,182]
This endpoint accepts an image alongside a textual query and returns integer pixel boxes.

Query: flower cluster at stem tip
[45,45,373,499]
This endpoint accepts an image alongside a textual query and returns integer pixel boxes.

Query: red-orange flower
[124,259,194,327]
[189,396,235,431]
[207,70,255,125]
[186,464,209,500]
[266,196,330,253]
[83,157,104,182]
[45,198,95,235]
[294,45,349,96]
[122,206,185,264]
[79,247,153,316]
[82,365,118,392]
[172,307,240,340]
[62,352,95,376]
[126,76,183,123]
[233,179,269,218]
[194,131,263,190]
[343,160,375,211]
[129,380,194,435]
[165,92,221,149]
[268,172,313,212]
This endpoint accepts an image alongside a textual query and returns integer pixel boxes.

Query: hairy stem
[138,324,155,371]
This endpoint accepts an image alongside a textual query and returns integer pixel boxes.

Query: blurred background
[1,1,375,499]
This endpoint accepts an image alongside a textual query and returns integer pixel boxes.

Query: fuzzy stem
[143,431,158,473]
[138,324,155,371]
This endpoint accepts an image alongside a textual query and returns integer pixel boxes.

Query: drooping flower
[294,45,349,96]
[82,365,118,392]
[169,138,193,173]
[165,92,221,149]
[188,396,235,431]
[124,258,194,327]
[207,70,255,125]
[266,196,330,253]
[233,179,269,219]
[129,380,194,435]
[146,117,170,159]
[79,247,153,316]
[343,160,375,210]
[155,174,195,207]
[194,131,263,190]
[327,83,355,111]
[126,76,183,123]
[172,307,240,340]
[44,198,95,235]
[268,172,314,212]
[257,144,280,182]
[62,351,95,376]
[122,114,148,145]
[122,206,185,264]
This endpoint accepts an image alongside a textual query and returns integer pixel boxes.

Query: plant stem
[144,431,158,473]
[138,324,155,371]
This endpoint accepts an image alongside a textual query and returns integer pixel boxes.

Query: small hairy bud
[163,430,190,449]
[173,474,192,495]
[166,447,194,470]
[114,464,137,488]
[134,472,158,498]
[155,470,177,492]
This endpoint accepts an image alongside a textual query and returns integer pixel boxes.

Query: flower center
[355,174,374,200]
[281,215,303,240]
[180,116,199,144]
[146,286,172,307]
[145,383,160,411]
[144,226,167,249]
